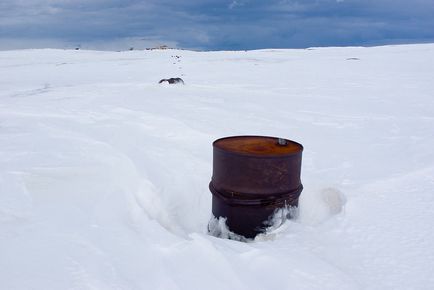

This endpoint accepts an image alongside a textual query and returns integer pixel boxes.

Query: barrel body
[210,136,303,239]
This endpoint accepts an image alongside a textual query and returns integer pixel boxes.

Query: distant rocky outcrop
[146,45,170,50]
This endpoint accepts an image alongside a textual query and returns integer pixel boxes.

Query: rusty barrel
[209,136,303,239]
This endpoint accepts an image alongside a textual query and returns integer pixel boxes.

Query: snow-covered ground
[1,44,433,289]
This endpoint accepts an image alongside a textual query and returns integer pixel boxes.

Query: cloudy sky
[1,0,433,50]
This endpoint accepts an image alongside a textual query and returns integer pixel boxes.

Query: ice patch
[208,216,249,242]
[208,206,298,242]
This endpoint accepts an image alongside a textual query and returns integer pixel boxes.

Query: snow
[1,44,434,289]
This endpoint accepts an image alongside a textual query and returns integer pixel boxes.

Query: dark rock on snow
[159,78,184,84]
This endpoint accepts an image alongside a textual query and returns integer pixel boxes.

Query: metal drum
[209,136,303,239]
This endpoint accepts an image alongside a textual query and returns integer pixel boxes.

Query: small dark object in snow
[346,57,360,60]
[159,78,184,84]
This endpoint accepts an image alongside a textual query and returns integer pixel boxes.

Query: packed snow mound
[1,44,434,289]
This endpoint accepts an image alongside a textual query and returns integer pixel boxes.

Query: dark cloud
[0,0,433,50]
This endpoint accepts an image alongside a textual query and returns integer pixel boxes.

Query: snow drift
[1,44,434,289]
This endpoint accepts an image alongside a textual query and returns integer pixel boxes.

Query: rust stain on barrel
[210,136,303,239]
[214,136,301,155]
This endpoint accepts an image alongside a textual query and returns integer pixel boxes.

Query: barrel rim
[212,135,303,158]
[209,182,303,206]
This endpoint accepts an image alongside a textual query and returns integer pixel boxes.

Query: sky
[0,0,434,51]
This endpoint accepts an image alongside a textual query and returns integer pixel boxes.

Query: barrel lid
[213,136,303,157]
